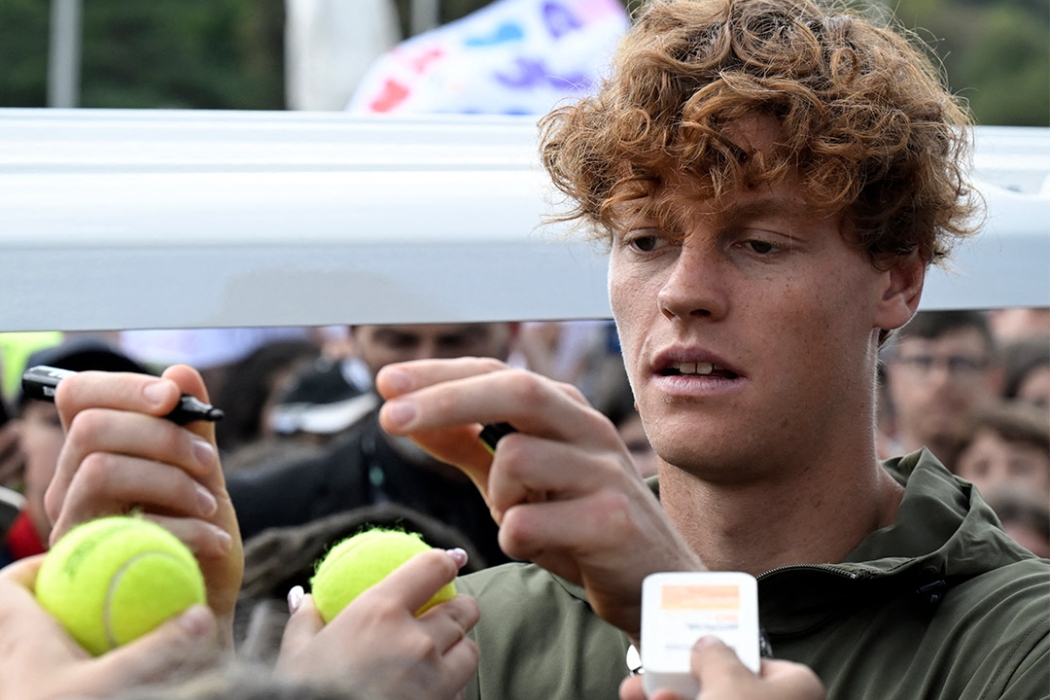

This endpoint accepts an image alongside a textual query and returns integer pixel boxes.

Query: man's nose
[656,243,729,322]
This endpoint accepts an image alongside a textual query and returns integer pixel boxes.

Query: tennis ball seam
[103,550,188,651]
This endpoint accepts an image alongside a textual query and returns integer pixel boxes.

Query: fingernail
[446,547,469,569]
[383,368,412,393]
[209,524,232,554]
[192,437,216,468]
[195,484,218,516]
[694,636,723,651]
[287,585,305,613]
[143,381,170,407]
[384,401,417,429]
[178,605,212,637]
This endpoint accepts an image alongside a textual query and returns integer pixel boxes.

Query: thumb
[691,637,753,695]
[278,590,325,664]
[95,605,220,685]
[618,674,648,700]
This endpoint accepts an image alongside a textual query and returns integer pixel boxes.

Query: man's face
[884,328,999,453]
[954,428,1050,500]
[352,323,514,378]
[608,120,913,481]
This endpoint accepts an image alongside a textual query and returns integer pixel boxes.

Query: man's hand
[43,364,243,646]
[619,637,826,700]
[0,555,221,700]
[277,548,479,700]
[375,357,703,638]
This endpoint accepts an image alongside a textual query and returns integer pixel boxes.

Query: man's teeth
[672,361,715,375]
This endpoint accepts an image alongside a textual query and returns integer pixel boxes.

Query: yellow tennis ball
[310,528,457,624]
[36,516,206,656]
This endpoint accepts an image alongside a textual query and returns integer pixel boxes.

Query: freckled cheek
[609,270,657,386]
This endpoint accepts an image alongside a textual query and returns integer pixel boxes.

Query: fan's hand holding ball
[310,528,458,623]
[35,516,206,656]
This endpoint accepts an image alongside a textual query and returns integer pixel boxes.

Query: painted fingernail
[384,401,417,428]
[195,484,218,516]
[287,585,305,614]
[446,548,469,569]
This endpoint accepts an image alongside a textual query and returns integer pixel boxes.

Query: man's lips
[653,350,743,379]
[659,361,741,378]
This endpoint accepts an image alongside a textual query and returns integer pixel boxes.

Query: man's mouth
[660,362,740,379]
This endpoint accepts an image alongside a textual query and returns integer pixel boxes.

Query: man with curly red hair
[39,1,1048,699]
[375,1,1046,698]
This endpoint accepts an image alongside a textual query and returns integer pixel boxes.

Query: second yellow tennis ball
[310,528,457,623]
[36,516,207,656]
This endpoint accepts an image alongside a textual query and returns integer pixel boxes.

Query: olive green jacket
[458,450,1050,699]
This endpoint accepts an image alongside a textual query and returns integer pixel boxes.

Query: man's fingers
[378,364,604,450]
[159,365,216,444]
[49,457,221,541]
[375,357,509,400]
[54,371,181,432]
[45,416,219,527]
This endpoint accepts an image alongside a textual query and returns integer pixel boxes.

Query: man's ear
[875,252,925,333]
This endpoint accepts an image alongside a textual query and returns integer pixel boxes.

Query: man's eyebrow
[371,329,417,343]
[712,197,805,223]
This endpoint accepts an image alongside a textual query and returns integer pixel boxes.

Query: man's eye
[631,235,660,252]
[746,240,777,254]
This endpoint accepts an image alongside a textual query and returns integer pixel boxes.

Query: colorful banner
[347,0,629,115]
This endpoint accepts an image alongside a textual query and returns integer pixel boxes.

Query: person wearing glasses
[880,310,1003,469]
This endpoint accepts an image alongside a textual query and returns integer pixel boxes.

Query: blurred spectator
[225,323,518,568]
[0,399,24,490]
[212,338,323,456]
[510,320,608,392]
[953,401,1049,506]
[881,310,1002,468]
[982,484,1050,559]
[119,327,324,399]
[265,354,376,445]
[1000,336,1050,409]
[988,307,1050,345]
[0,338,151,567]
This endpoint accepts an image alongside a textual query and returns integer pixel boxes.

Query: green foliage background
[0,0,1046,124]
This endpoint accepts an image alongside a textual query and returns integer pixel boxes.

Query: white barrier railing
[0,109,1046,332]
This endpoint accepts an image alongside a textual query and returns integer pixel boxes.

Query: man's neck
[659,454,904,576]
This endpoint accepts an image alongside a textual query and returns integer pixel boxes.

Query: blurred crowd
[3,308,1047,576]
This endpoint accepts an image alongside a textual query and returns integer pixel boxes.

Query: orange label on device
[662,585,740,610]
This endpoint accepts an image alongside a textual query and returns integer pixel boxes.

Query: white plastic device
[640,571,760,698]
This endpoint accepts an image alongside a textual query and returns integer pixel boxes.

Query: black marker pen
[21,365,224,426]
[479,422,517,454]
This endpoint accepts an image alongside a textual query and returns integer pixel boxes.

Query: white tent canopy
[0,108,1046,332]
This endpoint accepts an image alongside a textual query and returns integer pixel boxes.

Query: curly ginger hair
[540,0,980,266]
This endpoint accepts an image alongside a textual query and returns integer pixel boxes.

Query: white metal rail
[0,109,1046,332]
